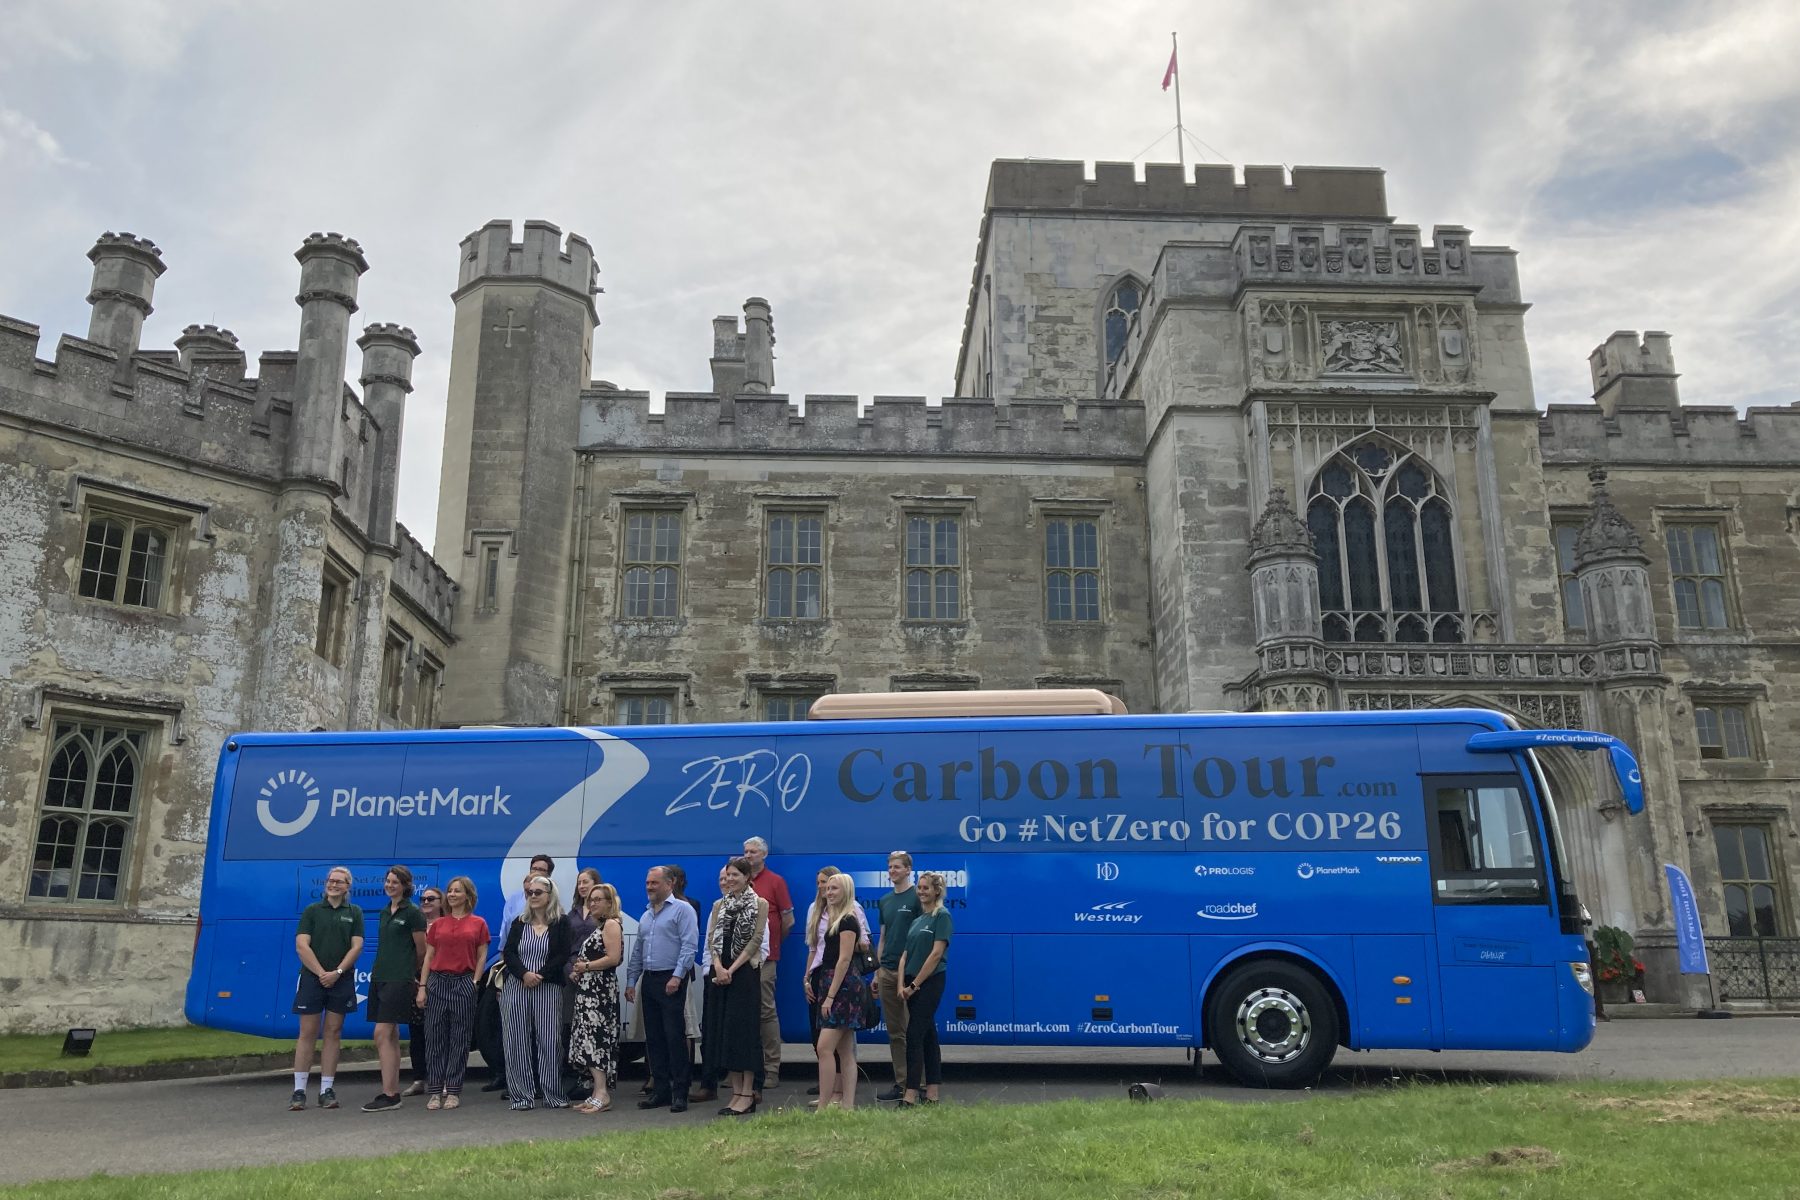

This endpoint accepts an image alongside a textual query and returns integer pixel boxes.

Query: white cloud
[0,107,87,169]
[2,0,1798,552]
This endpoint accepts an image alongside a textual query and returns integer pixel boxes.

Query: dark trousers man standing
[641,969,691,1103]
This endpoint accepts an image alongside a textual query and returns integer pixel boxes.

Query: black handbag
[849,946,877,977]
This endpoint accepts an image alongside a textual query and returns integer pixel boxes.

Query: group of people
[285,842,954,1117]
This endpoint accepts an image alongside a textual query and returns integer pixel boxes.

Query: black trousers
[904,972,946,1090]
[640,970,690,1098]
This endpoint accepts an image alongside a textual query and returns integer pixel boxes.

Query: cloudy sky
[4,0,1796,551]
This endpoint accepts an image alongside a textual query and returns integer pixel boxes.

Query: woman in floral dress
[566,882,624,1114]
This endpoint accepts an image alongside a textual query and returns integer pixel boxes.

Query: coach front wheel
[1206,959,1339,1089]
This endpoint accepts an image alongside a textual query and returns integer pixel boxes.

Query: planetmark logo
[258,770,321,837]
[1196,902,1258,921]
[1296,862,1361,880]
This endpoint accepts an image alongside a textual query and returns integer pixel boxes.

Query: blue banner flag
[1664,863,1710,975]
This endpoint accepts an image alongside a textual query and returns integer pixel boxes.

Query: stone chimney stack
[174,323,246,383]
[742,297,774,394]
[1589,330,1679,417]
[357,322,421,546]
[290,232,369,483]
[709,314,747,397]
[85,232,166,358]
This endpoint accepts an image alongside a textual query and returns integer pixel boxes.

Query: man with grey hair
[289,865,364,1110]
[741,836,794,1095]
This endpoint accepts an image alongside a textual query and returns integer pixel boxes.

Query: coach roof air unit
[808,688,1128,720]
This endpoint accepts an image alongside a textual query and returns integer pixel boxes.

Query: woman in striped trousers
[420,876,489,1110]
[500,874,573,1110]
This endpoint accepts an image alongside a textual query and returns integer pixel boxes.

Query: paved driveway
[0,1020,1793,1185]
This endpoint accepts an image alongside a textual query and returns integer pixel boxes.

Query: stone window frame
[1305,434,1469,644]
[598,671,690,726]
[24,705,162,909]
[476,541,503,614]
[67,483,204,617]
[745,671,836,722]
[1096,270,1147,393]
[618,505,686,621]
[1548,512,1588,635]
[416,651,444,729]
[614,690,678,726]
[1706,815,1791,938]
[315,554,357,666]
[761,506,828,622]
[1036,506,1109,624]
[379,624,411,720]
[1681,682,1767,767]
[899,503,972,624]
[1654,508,1740,635]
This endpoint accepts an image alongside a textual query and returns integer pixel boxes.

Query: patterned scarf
[710,889,761,965]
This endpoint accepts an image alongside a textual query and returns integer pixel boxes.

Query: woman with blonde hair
[420,876,488,1109]
[813,871,869,1109]
[500,874,572,1109]
[802,863,869,1099]
[898,871,954,1107]
[566,882,625,1113]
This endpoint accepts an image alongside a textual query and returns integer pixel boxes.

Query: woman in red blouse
[419,875,489,1109]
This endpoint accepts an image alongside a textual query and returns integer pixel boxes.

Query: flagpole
[1171,31,1184,171]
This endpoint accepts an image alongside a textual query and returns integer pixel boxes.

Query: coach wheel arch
[1201,953,1348,1089]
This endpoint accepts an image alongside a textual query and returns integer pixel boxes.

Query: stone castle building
[1,159,1794,1030]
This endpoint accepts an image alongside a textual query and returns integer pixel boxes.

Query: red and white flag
[1161,45,1178,91]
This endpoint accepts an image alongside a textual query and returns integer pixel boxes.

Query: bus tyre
[1206,960,1338,1089]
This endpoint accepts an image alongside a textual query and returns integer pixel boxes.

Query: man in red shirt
[742,836,793,1095]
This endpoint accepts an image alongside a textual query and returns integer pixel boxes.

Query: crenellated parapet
[391,521,459,635]
[1539,402,1800,464]
[985,160,1389,218]
[578,391,1144,460]
[456,219,598,317]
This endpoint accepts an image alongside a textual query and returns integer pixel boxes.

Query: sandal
[443,1095,461,1110]
[425,1094,443,1111]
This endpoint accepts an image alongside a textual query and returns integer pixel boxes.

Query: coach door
[1425,775,1560,1048]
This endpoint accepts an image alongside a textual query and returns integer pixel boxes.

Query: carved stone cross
[492,308,528,348]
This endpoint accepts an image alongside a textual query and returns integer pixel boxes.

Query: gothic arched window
[1101,276,1144,377]
[1307,441,1463,644]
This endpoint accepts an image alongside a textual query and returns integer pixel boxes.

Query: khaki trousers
[876,966,909,1081]
[759,959,781,1083]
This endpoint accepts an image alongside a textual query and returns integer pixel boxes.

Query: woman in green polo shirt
[896,871,952,1107]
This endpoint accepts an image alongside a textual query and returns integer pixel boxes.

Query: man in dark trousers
[626,864,699,1113]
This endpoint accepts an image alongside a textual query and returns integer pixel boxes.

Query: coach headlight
[1570,961,1594,995]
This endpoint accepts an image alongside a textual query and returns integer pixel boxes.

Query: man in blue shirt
[626,864,698,1113]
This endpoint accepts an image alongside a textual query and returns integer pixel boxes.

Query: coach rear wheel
[1206,959,1339,1089]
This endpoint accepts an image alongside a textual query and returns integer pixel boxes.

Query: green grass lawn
[4,1079,1798,1199]
[0,1026,367,1076]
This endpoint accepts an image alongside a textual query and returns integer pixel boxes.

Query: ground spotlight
[1127,1082,1163,1101]
[61,1028,96,1057]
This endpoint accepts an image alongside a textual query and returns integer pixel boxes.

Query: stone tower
[435,220,599,726]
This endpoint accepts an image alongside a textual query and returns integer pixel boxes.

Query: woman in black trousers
[897,871,953,1107]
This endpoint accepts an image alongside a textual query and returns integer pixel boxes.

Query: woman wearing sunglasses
[499,875,573,1110]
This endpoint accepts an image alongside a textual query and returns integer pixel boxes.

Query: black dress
[703,893,765,1073]
[567,918,621,1086]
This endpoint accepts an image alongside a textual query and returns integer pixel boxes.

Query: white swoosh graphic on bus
[499,730,649,921]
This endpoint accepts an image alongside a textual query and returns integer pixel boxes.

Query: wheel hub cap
[1235,987,1311,1063]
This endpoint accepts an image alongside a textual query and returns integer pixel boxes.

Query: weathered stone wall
[1540,393,1800,955]
[0,235,457,1032]
[572,391,1153,718]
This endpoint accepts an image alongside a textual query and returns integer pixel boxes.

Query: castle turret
[1573,467,1654,642]
[174,323,245,384]
[85,232,166,358]
[742,297,775,393]
[436,219,599,726]
[710,314,747,397]
[290,233,368,484]
[1589,330,1679,417]
[357,323,420,546]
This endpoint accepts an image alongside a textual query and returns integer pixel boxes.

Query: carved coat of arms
[1321,319,1404,374]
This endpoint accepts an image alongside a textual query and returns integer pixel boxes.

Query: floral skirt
[818,970,869,1030]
